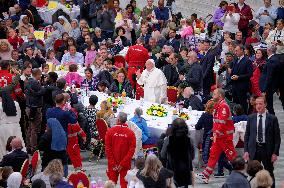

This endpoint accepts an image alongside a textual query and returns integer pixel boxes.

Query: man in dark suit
[231,45,253,114]
[200,40,221,97]
[259,45,280,115]
[0,137,28,172]
[162,53,183,86]
[244,96,281,188]
[165,29,180,53]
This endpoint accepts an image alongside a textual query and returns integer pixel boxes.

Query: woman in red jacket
[250,49,267,97]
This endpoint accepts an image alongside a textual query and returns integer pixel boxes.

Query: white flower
[152,110,157,115]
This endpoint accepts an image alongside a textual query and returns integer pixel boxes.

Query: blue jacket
[130,115,150,143]
[46,107,77,133]
[153,7,170,31]
[221,171,250,188]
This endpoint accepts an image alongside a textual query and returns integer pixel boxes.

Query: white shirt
[222,13,240,34]
[256,113,266,143]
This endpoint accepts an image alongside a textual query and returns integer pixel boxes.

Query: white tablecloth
[38,7,80,24]
[82,91,204,146]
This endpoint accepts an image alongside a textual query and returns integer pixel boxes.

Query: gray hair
[94,27,101,33]
[135,107,143,117]
[117,112,128,123]
[267,45,277,54]
[49,173,63,188]
[217,88,225,98]
[187,51,198,59]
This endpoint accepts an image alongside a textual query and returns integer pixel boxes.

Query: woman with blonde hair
[31,159,64,188]
[137,154,173,188]
[256,170,273,188]
[96,101,115,127]
[91,54,104,76]
[0,39,13,60]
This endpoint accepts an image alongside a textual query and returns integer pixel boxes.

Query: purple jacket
[213,8,226,27]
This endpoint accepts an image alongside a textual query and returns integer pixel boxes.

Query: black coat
[230,56,253,92]
[244,113,281,160]
[259,55,280,93]
[0,149,28,172]
[25,78,46,108]
[185,62,203,92]
[38,133,68,170]
[97,70,113,87]
[21,55,46,69]
[200,48,218,88]
[137,168,173,188]
[162,64,179,86]
[109,79,133,98]
[177,95,204,111]
[161,136,194,186]
[165,38,180,53]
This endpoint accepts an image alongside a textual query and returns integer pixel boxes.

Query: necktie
[258,115,263,143]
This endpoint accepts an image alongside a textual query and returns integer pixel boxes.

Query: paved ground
[70,95,284,187]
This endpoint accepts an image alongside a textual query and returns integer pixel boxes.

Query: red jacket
[234,3,253,30]
[213,99,234,138]
[0,70,23,100]
[67,123,86,147]
[8,36,24,49]
[125,44,149,67]
[105,123,136,169]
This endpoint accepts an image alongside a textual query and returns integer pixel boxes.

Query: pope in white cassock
[136,59,167,103]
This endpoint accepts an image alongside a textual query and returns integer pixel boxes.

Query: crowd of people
[0,0,284,187]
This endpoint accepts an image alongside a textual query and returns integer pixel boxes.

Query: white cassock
[137,68,167,103]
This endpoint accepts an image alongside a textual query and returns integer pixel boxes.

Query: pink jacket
[85,50,97,67]
[180,26,194,38]
[65,72,83,87]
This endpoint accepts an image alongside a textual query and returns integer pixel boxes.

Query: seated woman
[64,64,83,87]
[96,101,116,127]
[130,107,156,145]
[31,159,64,188]
[38,118,68,177]
[109,68,133,98]
[81,68,99,91]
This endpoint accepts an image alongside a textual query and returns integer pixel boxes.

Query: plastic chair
[114,55,126,68]
[68,171,90,188]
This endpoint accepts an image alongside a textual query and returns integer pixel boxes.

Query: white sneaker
[195,173,209,184]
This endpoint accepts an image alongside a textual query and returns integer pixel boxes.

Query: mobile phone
[277,40,281,43]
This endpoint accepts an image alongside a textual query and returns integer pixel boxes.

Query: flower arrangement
[57,64,66,71]
[65,4,72,10]
[146,105,168,117]
[107,97,123,108]
[179,112,190,120]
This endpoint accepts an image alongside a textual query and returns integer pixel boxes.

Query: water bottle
[90,177,97,188]
[97,177,103,188]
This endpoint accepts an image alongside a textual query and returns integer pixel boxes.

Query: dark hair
[89,95,98,106]
[126,4,134,12]
[256,49,268,60]
[191,13,197,19]
[23,61,32,70]
[67,37,77,47]
[135,157,145,170]
[42,63,49,69]
[85,67,93,75]
[32,68,42,77]
[115,26,126,35]
[245,44,255,56]
[231,156,246,171]
[0,60,10,70]
[32,179,47,188]
[233,104,245,116]
[47,49,55,59]
[236,44,245,51]
[56,78,66,89]
[61,32,69,40]
[1,166,13,180]
[180,47,188,53]
[6,136,16,152]
[69,64,78,72]
[97,80,108,87]
[219,0,228,7]
[48,72,58,83]
[247,160,263,177]
[207,22,215,37]
[171,118,189,137]
[55,93,65,104]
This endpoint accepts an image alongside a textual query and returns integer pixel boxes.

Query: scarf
[47,118,67,151]
[1,90,17,116]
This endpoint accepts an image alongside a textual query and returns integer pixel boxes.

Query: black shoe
[214,173,225,178]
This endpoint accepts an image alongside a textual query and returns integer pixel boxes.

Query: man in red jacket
[125,37,149,89]
[105,112,136,188]
[234,0,253,38]
[196,88,237,184]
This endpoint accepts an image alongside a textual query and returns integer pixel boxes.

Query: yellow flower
[157,111,163,117]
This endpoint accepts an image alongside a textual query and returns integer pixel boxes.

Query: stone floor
[69,95,284,187]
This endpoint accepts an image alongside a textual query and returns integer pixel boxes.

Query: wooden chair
[167,87,178,103]
[68,171,90,188]
[20,159,30,178]
[94,119,108,162]
[30,150,41,176]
